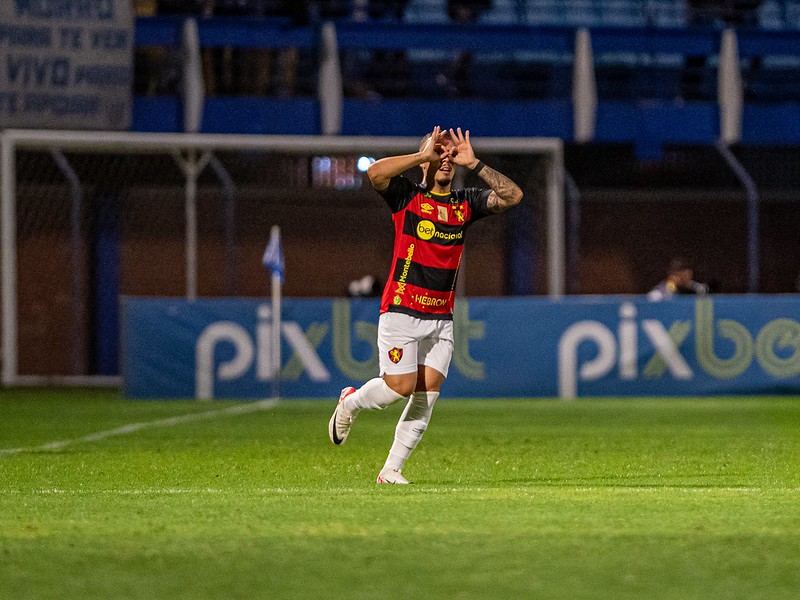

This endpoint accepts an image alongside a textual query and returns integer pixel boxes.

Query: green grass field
[1,389,799,599]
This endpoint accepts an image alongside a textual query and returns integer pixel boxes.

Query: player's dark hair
[667,257,692,275]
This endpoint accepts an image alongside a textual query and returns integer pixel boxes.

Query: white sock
[343,377,407,412]
[383,391,439,472]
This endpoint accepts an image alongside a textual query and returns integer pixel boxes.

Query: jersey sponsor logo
[421,202,434,214]
[388,347,404,364]
[435,230,463,241]
[403,212,464,247]
[394,243,415,298]
[416,219,436,240]
[416,219,463,242]
[437,206,448,221]
[414,294,447,307]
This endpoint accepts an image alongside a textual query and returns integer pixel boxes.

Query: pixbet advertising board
[123,296,800,399]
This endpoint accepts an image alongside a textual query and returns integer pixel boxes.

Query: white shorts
[378,312,454,377]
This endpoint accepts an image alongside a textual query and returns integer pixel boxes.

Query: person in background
[687,0,763,27]
[341,0,411,99]
[648,257,709,301]
[683,1,763,99]
[134,0,159,16]
[204,1,309,97]
[440,0,492,96]
[362,0,412,97]
[209,0,262,95]
[347,275,382,298]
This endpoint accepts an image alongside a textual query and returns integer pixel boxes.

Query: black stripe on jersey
[388,304,453,321]
[379,176,419,213]
[392,257,458,293]
[403,211,465,247]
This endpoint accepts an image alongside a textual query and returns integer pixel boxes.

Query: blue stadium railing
[133,16,800,152]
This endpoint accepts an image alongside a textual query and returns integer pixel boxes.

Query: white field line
[2,486,797,496]
[0,399,278,457]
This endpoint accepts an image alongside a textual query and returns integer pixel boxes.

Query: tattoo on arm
[478,165,524,213]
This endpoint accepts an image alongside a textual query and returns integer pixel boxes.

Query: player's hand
[420,126,447,163]
[448,127,479,169]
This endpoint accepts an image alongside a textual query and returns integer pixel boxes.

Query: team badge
[452,205,465,223]
[437,206,448,221]
[388,347,403,364]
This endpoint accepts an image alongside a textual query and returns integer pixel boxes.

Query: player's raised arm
[448,127,524,212]
[367,125,446,191]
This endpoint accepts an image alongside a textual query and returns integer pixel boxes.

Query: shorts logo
[416,219,435,240]
[388,347,403,364]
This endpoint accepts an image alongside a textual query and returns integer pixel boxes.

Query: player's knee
[384,376,415,398]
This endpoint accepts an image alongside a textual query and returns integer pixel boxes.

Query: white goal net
[0,130,563,386]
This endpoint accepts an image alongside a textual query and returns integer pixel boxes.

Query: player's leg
[345,312,420,409]
[329,313,417,445]
[378,365,444,483]
[378,321,453,483]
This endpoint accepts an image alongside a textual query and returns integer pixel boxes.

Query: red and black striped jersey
[378,175,492,320]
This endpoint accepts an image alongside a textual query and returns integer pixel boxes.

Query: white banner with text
[0,0,133,129]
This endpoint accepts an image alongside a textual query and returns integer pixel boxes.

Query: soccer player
[328,126,524,484]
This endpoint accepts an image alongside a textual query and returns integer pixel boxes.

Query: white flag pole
[270,225,282,401]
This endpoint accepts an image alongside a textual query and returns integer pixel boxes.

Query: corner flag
[262,226,285,283]
[263,225,283,401]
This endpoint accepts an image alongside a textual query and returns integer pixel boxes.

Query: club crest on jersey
[452,205,465,223]
[437,206,448,221]
[388,347,403,364]
[420,202,434,214]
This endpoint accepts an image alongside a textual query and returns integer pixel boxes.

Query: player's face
[430,138,456,187]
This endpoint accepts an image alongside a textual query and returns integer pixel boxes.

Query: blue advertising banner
[0,0,133,129]
[122,296,800,399]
